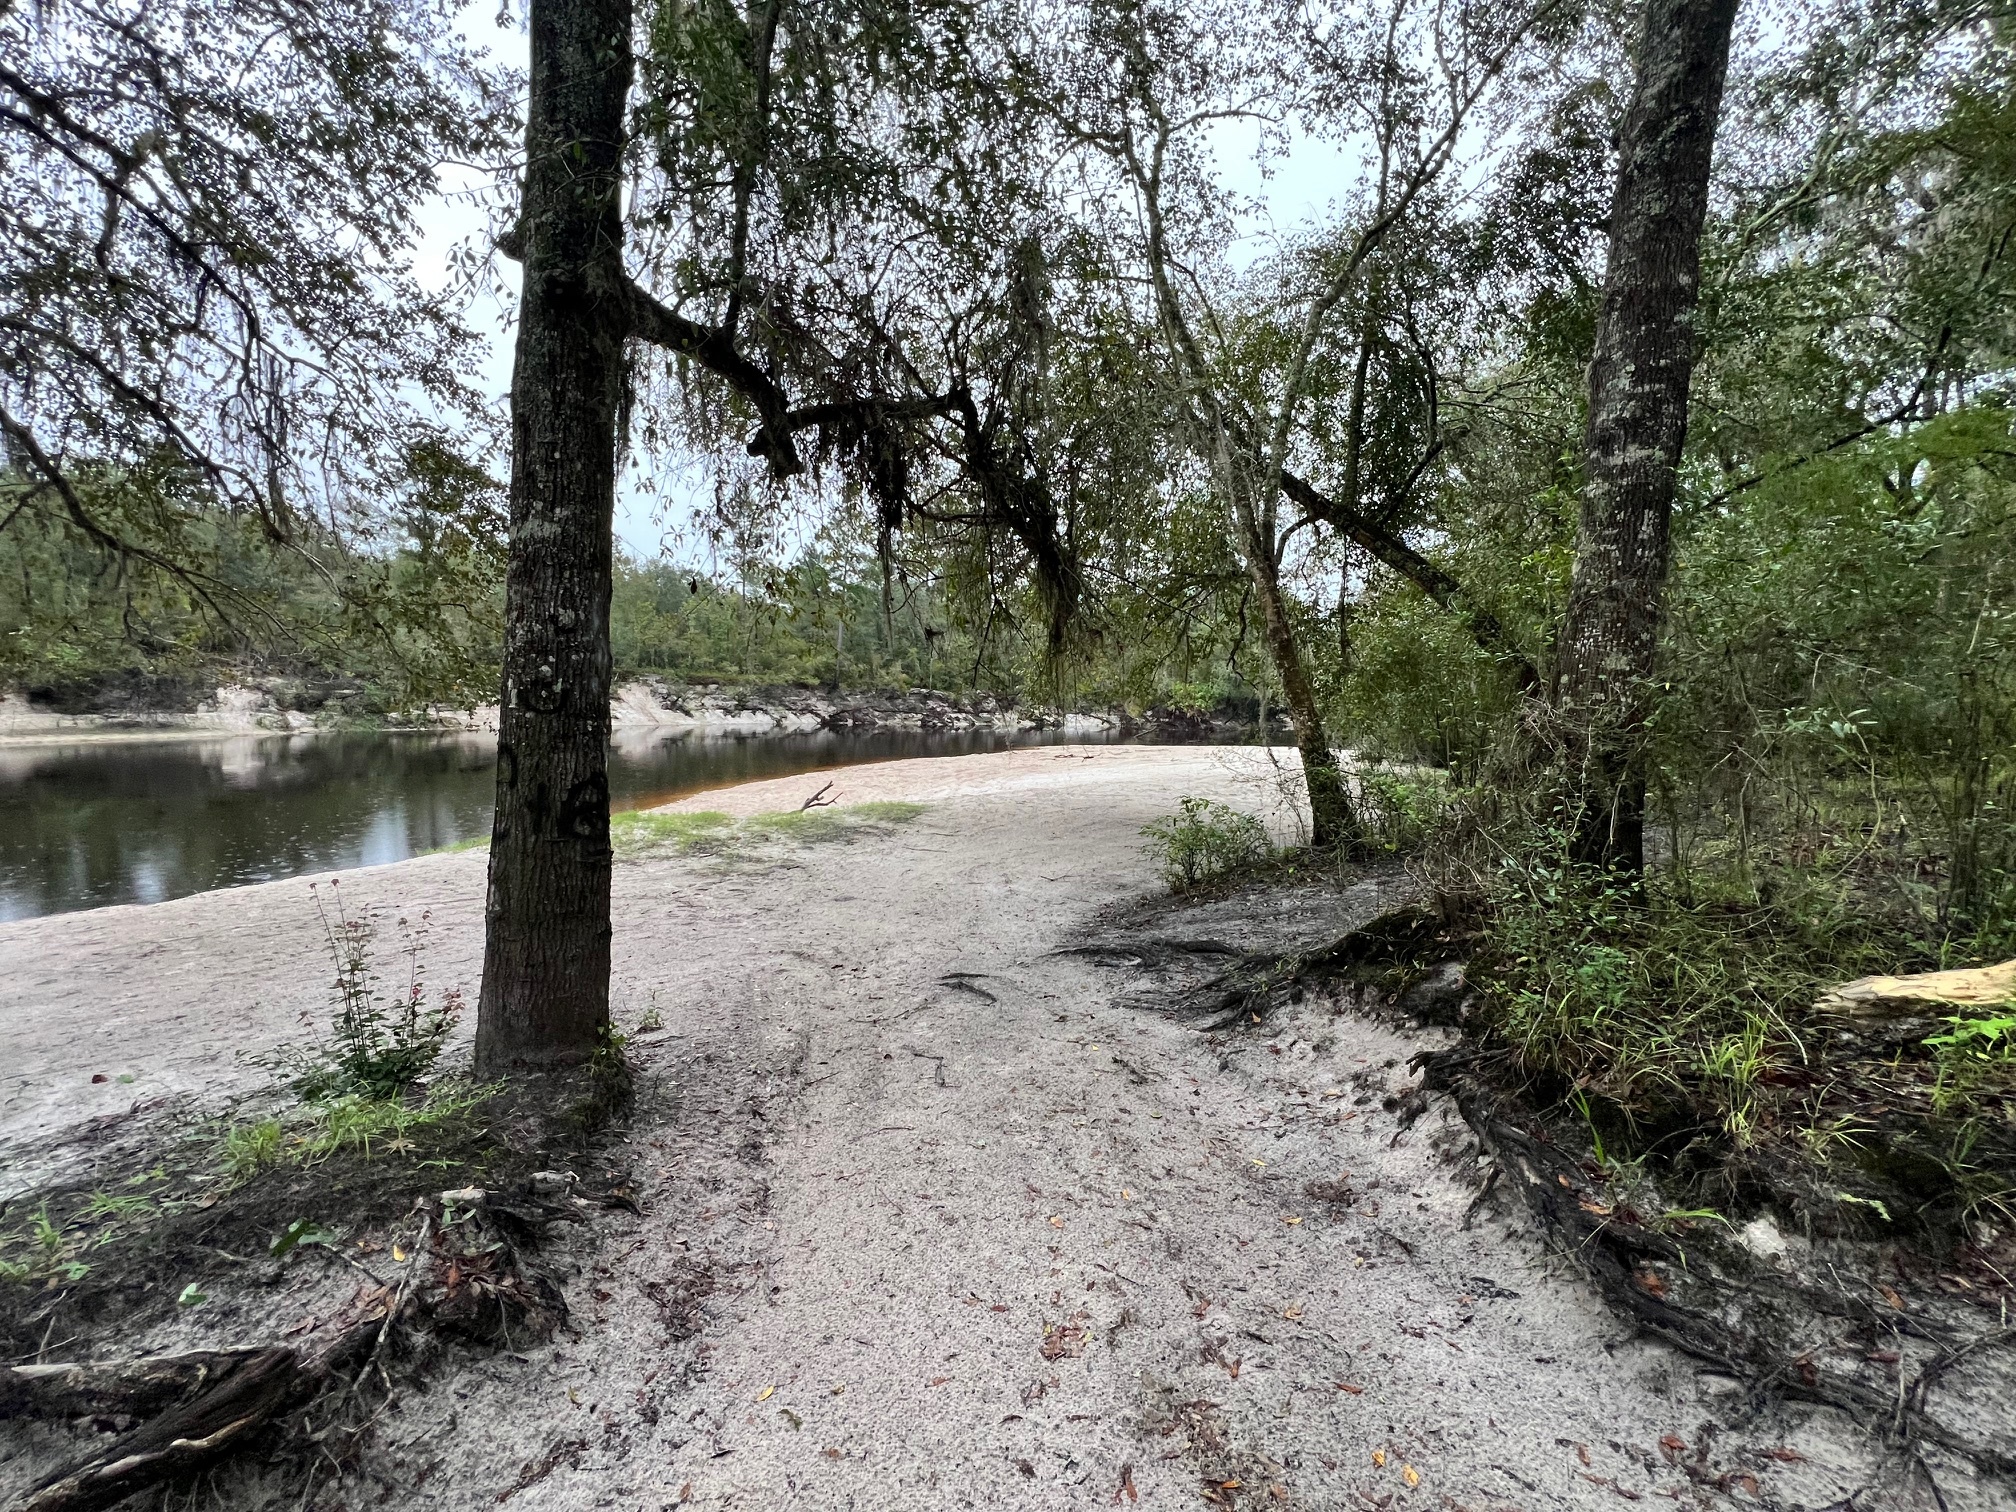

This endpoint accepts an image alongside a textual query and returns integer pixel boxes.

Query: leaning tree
[1552,0,1740,872]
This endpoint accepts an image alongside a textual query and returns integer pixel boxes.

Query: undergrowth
[1434,809,2016,1235]
[1143,796,1273,889]
[252,880,461,1099]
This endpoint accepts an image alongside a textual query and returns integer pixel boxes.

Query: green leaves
[270,1219,339,1259]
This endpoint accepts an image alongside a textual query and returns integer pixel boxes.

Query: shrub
[1143,796,1273,890]
[1354,766,1452,853]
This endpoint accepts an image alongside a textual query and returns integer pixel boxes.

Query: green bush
[1143,796,1273,890]
[1354,766,1453,853]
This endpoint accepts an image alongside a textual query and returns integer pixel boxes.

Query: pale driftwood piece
[0,1350,268,1421]
[1816,960,2016,1021]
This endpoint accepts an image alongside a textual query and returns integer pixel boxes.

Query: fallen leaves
[1371,1449,1386,1468]
[1400,1464,1420,1488]
[1049,1215,1066,1229]
[755,1384,775,1402]
[1039,1322,1088,1360]
[1333,1381,1363,1395]
[1114,1462,1139,1504]
[1281,1303,1303,1320]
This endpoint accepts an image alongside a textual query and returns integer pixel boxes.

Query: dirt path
[0,746,1979,1509]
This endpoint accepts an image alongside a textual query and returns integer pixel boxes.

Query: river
[0,726,1127,921]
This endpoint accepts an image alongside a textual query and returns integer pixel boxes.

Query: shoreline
[0,676,1253,748]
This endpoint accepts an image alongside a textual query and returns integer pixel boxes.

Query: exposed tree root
[6,1188,568,1512]
[19,1341,355,1512]
[1423,1044,2016,1481]
[2,1351,270,1421]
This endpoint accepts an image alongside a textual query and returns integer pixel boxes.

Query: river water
[0,726,1125,922]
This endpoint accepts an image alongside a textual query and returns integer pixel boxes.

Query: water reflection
[0,726,1113,921]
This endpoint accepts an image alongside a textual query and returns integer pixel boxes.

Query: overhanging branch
[625,280,803,477]
[1280,467,1537,688]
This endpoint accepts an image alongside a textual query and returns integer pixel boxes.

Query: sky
[408,5,1367,562]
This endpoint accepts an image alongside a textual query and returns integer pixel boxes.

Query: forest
[3,0,2015,1504]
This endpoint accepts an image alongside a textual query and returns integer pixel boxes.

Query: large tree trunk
[474,0,634,1075]
[1553,0,1739,872]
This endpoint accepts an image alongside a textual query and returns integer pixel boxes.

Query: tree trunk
[1248,549,1354,851]
[1553,0,1738,872]
[474,0,634,1075]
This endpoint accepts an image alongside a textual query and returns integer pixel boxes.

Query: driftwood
[17,1339,362,1512]
[1,1351,269,1422]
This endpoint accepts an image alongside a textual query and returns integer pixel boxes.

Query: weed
[300,1081,491,1163]
[257,880,461,1100]
[744,807,846,839]
[1143,796,1273,890]
[79,1190,156,1223]
[269,1218,340,1258]
[223,1117,286,1177]
[612,803,923,859]
[845,800,928,824]
[1925,1012,2016,1115]
[0,1203,94,1285]
[570,1024,634,1132]
[217,1081,491,1180]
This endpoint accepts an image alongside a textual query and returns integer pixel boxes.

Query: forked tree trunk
[474,0,635,1075]
[1554,0,1739,872]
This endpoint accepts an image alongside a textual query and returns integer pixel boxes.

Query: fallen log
[18,1342,338,1512]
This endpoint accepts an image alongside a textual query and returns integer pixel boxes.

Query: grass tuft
[616,802,926,857]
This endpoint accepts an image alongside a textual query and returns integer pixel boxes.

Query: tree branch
[1280,467,1537,687]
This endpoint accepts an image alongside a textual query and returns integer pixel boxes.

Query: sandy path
[0,746,1944,1509]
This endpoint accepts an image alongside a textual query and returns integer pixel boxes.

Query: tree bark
[475,0,634,1075]
[1245,540,1353,851]
[1553,0,1738,872]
